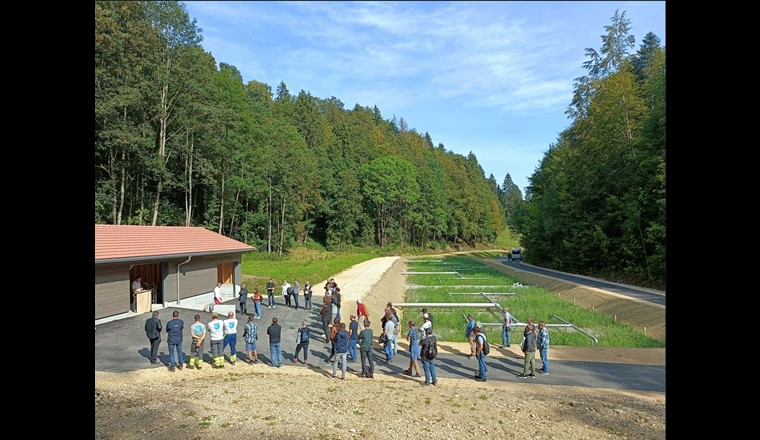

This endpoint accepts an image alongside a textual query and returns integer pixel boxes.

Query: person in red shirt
[356,299,367,324]
[252,288,263,319]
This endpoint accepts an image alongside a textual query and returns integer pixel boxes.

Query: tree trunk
[267,176,272,254]
[139,175,146,225]
[152,54,171,227]
[279,195,285,256]
[117,148,126,225]
[184,131,194,227]
[108,145,117,224]
[218,166,225,234]
[229,183,242,238]
[218,128,228,234]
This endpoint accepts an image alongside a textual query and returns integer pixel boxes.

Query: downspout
[177,256,192,305]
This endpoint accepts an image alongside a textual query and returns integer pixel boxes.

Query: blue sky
[184,1,665,195]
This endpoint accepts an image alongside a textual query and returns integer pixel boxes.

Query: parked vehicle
[507,248,522,262]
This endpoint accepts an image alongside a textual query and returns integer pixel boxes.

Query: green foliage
[405,256,664,348]
[94,2,512,255]
[519,12,665,288]
[240,248,376,289]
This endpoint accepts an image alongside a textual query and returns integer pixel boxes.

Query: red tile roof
[95,225,255,262]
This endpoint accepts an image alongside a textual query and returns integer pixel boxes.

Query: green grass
[240,248,377,290]
[404,255,665,348]
[491,227,521,249]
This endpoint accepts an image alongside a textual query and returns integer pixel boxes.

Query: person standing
[166,310,184,372]
[320,295,333,342]
[403,320,422,377]
[243,315,259,364]
[358,319,374,378]
[390,308,400,357]
[266,277,276,308]
[331,287,342,322]
[518,324,537,378]
[188,314,206,369]
[238,284,249,315]
[252,287,263,319]
[331,322,349,380]
[223,311,239,365]
[347,314,359,362]
[421,308,434,326]
[292,279,301,310]
[267,317,283,368]
[383,312,395,362]
[131,276,143,293]
[213,282,223,305]
[356,299,367,323]
[537,321,550,375]
[420,327,438,386]
[328,318,340,361]
[303,281,313,310]
[421,314,432,338]
[293,320,311,365]
[501,307,514,348]
[207,312,225,368]
[465,314,476,359]
[144,311,162,365]
[474,324,488,382]
[282,280,292,308]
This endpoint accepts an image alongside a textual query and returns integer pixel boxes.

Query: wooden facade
[95,263,130,319]
[95,252,246,320]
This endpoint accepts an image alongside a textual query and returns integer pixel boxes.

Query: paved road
[95,296,665,393]
[501,260,666,306]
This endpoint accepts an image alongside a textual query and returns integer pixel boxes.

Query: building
[95,225,255,321]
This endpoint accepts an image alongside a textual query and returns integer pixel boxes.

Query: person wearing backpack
[331,322,350,380]
[420,327,438,386]
[293,320,310,365]
[474,324,488,382]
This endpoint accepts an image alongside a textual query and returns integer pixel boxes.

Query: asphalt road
[501,260,666,306]
[95,296,665,393]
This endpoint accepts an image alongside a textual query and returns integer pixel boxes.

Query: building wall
[164,253,243,303]
[95,263,130,319]
[96,252,247,319]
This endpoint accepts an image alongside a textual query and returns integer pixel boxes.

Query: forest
[95,2,665,286]
[510,11,666,287]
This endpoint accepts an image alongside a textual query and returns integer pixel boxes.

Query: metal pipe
[407,285,509,288]
[401,271,458,275]
[552,314,598,344]
[448,292,515,295]
[176,256,192,305]
[393,302,500,308]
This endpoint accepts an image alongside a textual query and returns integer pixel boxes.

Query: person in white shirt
[223,311,239,365]
[282,280,292,307]
[131,276,143,292]
[207,313,225,368]
[188,314,206,369]
[501,307,515,348]
[213,282,222,305]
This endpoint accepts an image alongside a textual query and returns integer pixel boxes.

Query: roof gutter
[177,256,192,305]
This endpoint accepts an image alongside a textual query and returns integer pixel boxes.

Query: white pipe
[177,256,192,304]
[393,303,500,308]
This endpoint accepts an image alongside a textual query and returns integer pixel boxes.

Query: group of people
[516,318,550,378]
[462,309,550,381]
[143,279,545,384]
